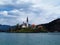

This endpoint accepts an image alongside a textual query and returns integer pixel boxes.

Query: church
[21,17,30,28]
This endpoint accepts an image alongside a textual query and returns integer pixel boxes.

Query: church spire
[27,17,28,23]
[26,17,29,27]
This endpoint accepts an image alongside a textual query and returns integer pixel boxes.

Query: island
[0,17,60,33]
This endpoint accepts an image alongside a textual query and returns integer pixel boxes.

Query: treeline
[7,26,47,33]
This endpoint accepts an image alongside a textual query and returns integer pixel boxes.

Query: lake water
[0,33,60,45]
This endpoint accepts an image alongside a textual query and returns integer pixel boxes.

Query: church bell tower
[26,17,29,27]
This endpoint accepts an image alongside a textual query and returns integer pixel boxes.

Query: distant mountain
[0,25,11,31]
[0,24,21,32]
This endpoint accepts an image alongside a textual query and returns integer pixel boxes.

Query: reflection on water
[0,33,60,45]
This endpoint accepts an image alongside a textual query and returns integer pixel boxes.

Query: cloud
[0,0,60,25]
[0,11,8,16]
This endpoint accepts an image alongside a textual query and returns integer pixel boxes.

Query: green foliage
[8,24,48,33]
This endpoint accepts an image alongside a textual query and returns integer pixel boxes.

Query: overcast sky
[0,0,60,25]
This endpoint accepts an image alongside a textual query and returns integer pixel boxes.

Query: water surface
[0,33,60,45]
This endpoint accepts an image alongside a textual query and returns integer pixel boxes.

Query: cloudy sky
[0,0,60,25]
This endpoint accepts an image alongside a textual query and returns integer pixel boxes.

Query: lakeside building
[20,17,31,28]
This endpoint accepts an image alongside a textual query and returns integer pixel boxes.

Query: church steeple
[27,17,28,23]
[26,17,29,27]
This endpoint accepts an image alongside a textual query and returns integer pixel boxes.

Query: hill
[45,18,60,32]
